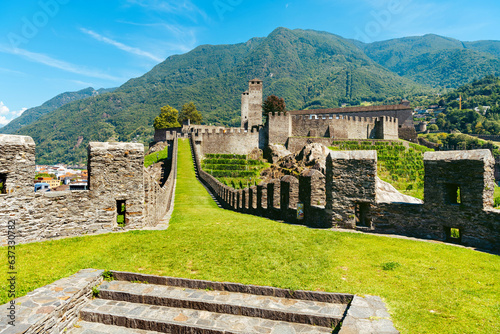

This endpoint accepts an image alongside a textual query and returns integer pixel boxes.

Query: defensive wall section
[191,135,500,250]
[144,137,178,227]
[153,128,181,143]
[288,104,414,128]
[291,115,398,140]
[288,104,417,143]
[0,134,177,245]
[266,112,399,148]
[371,150,499,247]
[469,134,500,142]
[192,127,261,156]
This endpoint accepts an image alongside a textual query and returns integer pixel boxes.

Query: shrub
[102,270,114,281]
[92,286,100,298]
[382,262,401,271]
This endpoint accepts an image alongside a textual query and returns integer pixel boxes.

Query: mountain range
[0,87,116,134]
[2,27,500,164]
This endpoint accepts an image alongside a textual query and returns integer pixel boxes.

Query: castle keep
[155,79,412,157]
[241,78,263,130]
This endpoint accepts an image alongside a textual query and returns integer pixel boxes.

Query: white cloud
[0,45,123,82]
[126,0,208,21]
[0,102,27,126]
[0,116,9,126]
[117,20,197,53]
[0,67,25,75]
[15,108,27,117]
[0,101,9,115]
[71,80,96,87]
[80,28,164,63]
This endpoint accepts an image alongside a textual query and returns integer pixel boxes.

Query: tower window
[445,227,462,244]
[355,203,370,227]
[0,174,6,194]
[117,200,126,227]
[445,184,462,204]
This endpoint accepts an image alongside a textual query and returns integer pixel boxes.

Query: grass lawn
[144,146,169,168]
[1,139,499,333]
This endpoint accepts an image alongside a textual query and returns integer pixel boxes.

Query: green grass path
[1,139,499,333]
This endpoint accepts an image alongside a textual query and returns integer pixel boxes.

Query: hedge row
[202,164,247,171]
[207,170,260,178]
[204,159,247,165]
[205,153,246,159]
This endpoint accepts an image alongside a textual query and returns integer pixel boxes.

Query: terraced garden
[201,153,269,189]
[330,141,433,199]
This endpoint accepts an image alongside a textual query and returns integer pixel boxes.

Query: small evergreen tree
[153,105,181,129]
[179,102,203,125]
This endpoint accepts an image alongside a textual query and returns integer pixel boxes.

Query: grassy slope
[1,139,499,333]
[144,147,169,168]
[330,141,431,199]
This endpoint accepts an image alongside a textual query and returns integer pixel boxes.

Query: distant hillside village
[33,164,88,192]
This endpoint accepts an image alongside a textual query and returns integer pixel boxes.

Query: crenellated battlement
[191,137,500,250]
[290,114,397,124]
[193,127,260,136]
[0,134,178,246]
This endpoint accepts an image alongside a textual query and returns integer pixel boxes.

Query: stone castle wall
[88,142,146,229]
[291,115,398,140]
[0,135,177,245]
[154,128,181,143]
[192,128,260,156]
[265,112,399,149]
[326,151,378,229]
[192,135,500,250]
[248,79,263,130]
[154,81,409,154]
[0,135,36,196]
[267,112,292,146]
[144,137,178,226]
[469,134,500,142]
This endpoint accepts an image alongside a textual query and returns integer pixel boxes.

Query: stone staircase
[1,269,397,333]
[69,271,352,334]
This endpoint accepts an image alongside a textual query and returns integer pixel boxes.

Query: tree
[262,95,286,119]
[153,105,181,130]
[179,102,203,125]
[428,124,439,131]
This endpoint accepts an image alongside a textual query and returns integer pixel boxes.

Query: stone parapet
[0,135,177,245]
[192,136,500,250]
[0,269,103,334]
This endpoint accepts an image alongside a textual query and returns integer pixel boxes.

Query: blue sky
[1,0,499,126]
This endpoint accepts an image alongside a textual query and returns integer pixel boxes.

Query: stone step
[69,321,161,334]
[98,280,345,328]
[81,299,334,334]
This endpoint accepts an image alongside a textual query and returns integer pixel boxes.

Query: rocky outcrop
[296,143,331,174]
[376,178,423,204]
[267,144,292,164]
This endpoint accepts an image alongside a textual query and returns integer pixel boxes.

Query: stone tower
[241,79,263,130]
[241,91,250,129]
